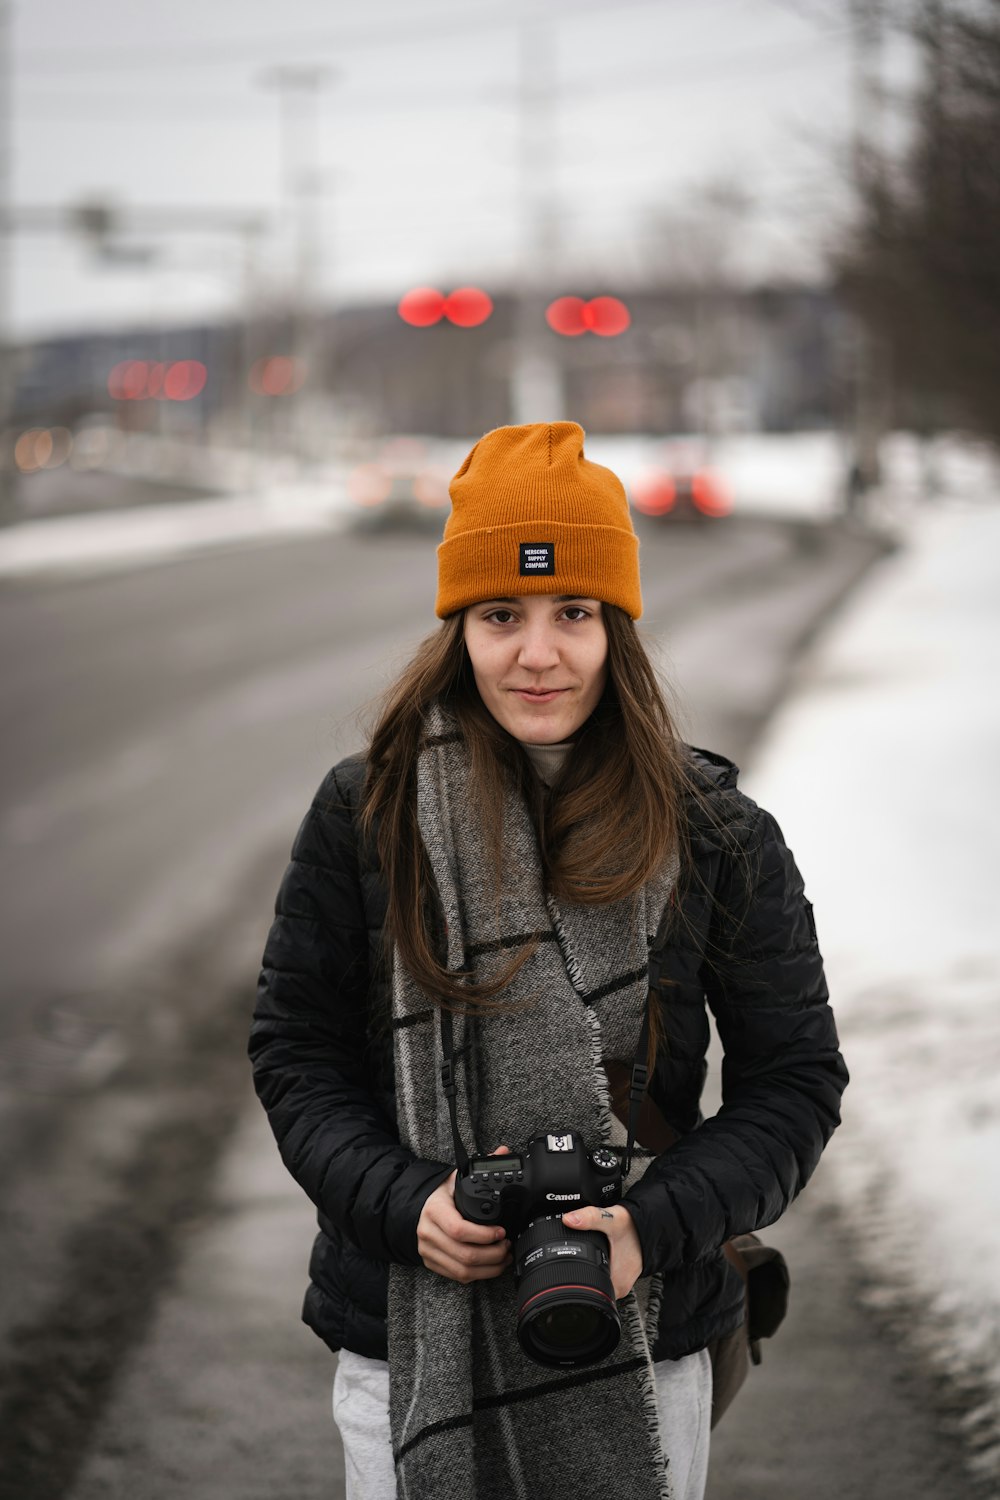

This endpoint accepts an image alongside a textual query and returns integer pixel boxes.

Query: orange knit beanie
[435,422,642,619]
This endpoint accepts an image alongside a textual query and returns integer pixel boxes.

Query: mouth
[510,687,568,704]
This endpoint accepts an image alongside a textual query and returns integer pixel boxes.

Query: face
[462,594,609,745]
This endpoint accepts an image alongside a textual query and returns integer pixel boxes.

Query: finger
[422,1173,506,1244]
[562,1207,618,1233]
[423,1239,513,1281]
[422,1221,510,1260]
[435,1255,512,1284]
[448,1240,512,1272]
[431,1202,509,1245]
[419,1204,508,1251]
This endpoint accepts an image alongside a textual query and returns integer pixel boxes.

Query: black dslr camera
[454,1128,623,1368]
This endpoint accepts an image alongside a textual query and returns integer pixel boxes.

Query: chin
[508,712,576,745]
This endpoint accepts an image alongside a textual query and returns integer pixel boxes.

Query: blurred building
[9,283,845,444]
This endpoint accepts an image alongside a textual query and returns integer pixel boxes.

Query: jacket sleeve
[248,764,452,1266]
[624,802,848,1274]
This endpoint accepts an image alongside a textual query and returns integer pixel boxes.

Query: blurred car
[347,437,451,531]
[629,464,732,522]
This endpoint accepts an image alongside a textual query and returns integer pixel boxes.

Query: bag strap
[621,990,651,1178]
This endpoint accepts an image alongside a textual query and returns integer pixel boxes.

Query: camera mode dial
[591,1147,619,1173]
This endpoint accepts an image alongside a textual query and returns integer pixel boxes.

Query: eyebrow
[480,595,594,605]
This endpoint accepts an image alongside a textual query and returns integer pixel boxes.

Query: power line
[15,0,669,75]
[16,31,855,122]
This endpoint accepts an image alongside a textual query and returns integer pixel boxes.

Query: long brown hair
[360,606,695,1059]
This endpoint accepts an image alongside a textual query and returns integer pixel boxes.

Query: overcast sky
[7,0,920,338]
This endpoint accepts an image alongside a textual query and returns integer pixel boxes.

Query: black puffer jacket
[249,744,847,1362]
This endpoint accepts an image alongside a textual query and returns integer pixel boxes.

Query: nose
[517,621,560,675]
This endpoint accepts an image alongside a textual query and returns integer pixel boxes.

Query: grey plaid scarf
[388,705,679,1500]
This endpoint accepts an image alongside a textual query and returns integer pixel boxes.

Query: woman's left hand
[561,1204,644,1300]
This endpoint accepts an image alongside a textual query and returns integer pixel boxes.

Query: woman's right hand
[417,1149,512,1284]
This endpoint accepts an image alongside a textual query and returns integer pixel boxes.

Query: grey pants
[332,1347,712,1500]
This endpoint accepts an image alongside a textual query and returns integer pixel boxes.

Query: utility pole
[847,0,891,515]
[260,65,332,463]
[511,18,564,425]
[6,201,268,466]
[0,0,16,522]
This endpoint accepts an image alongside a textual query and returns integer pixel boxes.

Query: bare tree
[837,0,1000,442]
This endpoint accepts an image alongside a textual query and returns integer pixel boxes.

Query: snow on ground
[6,428,999,580]
[740,496,1000,1481]
[0,479,355,579]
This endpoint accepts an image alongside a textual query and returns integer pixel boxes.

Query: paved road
[0,511,982,1497]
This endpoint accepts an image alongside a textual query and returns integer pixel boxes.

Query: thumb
[562,1206,598,1230]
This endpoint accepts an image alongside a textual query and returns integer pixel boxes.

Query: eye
[484,608,516,625]
[560,606,592,622]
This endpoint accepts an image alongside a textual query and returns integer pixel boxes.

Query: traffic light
[248,356,307,396]
[545,296,631,337]
[107,359,207,401]
[398,287,493,328]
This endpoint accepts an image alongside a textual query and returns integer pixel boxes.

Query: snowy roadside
[3,429,998,582]
[0,479,356,579]
[740,497,1000,1484]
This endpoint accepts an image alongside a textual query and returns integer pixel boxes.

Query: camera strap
[438,1005,470,1175]
[438,988,653,1178]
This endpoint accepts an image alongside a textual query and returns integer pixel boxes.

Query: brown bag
[604,1061,789,1428]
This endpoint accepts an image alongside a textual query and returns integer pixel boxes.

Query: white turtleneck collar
[521,739,573,786]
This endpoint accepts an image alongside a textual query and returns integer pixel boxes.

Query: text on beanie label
[519,542,556,576]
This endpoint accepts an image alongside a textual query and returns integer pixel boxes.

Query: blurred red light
[584,296,631,337]
[546,295,630,337]
[164,360,207,401]
[108,360,150,400]
[14,429,46,472]
[399,287,447,327]
[691,470,732,517]
[631,470,676,516]
[146,362,166,399]
[412,469,450,507]
[348,463,392,507]
[443,287,493,327]
[249,355,306,396]
[546,296,588,336]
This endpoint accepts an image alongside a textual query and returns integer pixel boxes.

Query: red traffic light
[398,287,447,327]
[546,295,631,337]
[163,360,207,401]
[443,286,493,327]
[398,286,493,328]
[545,296,588,337]
[248,355,307,396]
[586,296,631,336]
[108,359,207,401]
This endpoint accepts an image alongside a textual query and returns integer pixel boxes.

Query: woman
[250,421,847,1500]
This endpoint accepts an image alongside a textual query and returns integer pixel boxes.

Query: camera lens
[514,1216,621,1368]
[533,1303,604,1351]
